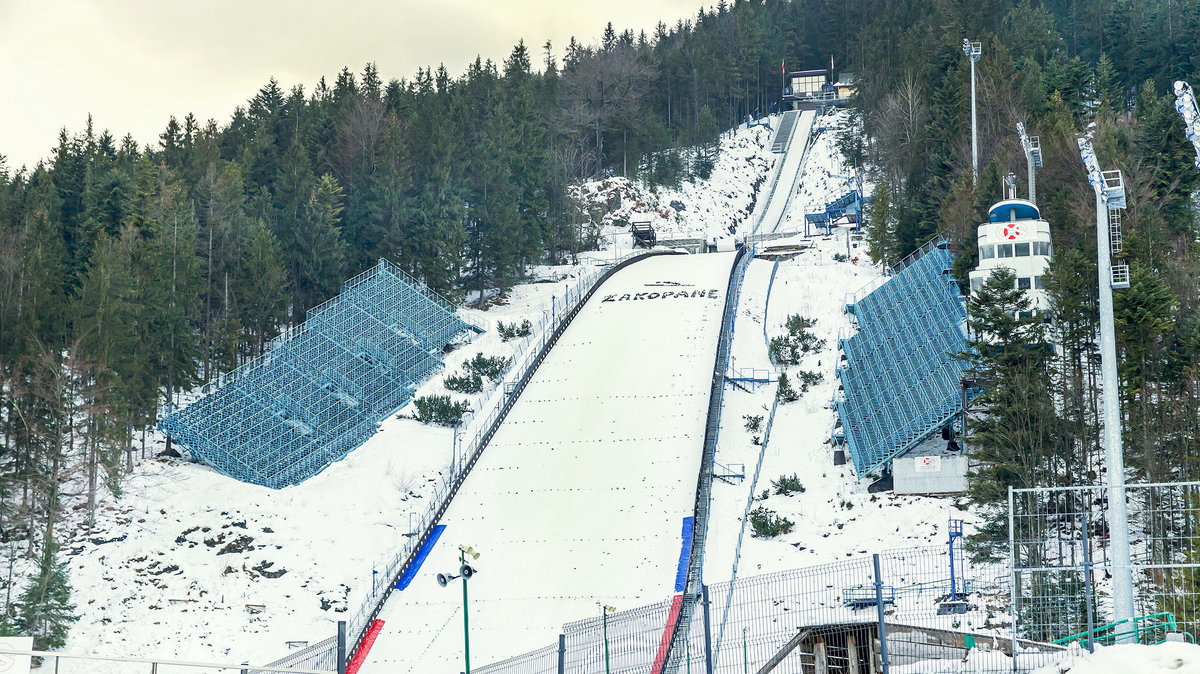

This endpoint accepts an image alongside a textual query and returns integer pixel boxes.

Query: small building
[968,186,1053,318]
[783,68,853,112]
[833,71,858,100]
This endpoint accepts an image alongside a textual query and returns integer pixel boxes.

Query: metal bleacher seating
[159,259,477,489]
[835,239,977,476]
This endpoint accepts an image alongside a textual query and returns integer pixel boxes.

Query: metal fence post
[702,585,715,674]
[1081,510,1096,654]
[1009,486,1020,671]
[557,633,566,674]
[873,554,889,674]
[338,620,348,674]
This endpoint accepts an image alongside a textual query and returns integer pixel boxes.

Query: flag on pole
[781,61,785,75]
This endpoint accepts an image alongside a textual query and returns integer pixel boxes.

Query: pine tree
[962,267,1061,562]
[232,219,288,361]
[284,174,348,317]
[15,544,77,650]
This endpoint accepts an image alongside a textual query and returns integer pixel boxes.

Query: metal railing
[474,545,1052,673]
[0,647,333,673]
[336,249,680,663]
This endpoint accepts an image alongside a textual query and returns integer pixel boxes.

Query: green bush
[795,369,824,392]
[444,371,483,394]
[412,395,471,426]
[743,414,763,433]
[772,474,806,496]
[770,315,827,365]
[465,353,510,381]
[497,319,533,341]
[749,506,794,538]
[777,372,800,403]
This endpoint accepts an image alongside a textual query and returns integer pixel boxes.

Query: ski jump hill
[353,109,819,673]
[360,252,735,672]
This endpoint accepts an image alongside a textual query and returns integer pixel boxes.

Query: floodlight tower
[1173,81,1200,169]
[1077,136,1134,635]
[963,39,982,184]
[1016,122,1043,206]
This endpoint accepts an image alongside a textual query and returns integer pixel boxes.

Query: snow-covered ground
[7,115,781,671]
[1031,642,1200,673]
[705,231,979,580]
[891,642,1200,673]
[361,253,733,673]
[4,106,1117,674]
[35,279,568,669]
[569,119,778,250]
[751,110,816,233]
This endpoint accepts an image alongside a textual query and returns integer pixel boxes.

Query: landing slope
[362,252,734,673]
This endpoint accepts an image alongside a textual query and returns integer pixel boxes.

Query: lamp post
[962,39,981,184]
[437,546,481,673]
[600,604,616,674]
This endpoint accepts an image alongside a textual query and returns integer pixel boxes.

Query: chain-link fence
[260,635,339,674]
[473,545,1054,673]
[1009,481,1200,661]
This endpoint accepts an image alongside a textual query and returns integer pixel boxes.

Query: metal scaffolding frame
[835,239,978,476]
[159,259,477,489]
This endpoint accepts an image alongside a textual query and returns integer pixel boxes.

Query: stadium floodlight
[963,39,982,184]
[1174,81,1200,170]
[1077,136,1134,638]
[1016,122,1042,205]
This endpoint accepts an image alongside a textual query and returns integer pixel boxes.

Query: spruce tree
[15,544,77,650]
[962,267,1061,562]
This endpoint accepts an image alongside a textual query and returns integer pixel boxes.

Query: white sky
[0,0,702,170]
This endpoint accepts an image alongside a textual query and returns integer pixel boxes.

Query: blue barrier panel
[396,524,447,590]
[675,516,694,593]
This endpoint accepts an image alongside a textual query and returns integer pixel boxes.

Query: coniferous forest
[4,0,1200,645]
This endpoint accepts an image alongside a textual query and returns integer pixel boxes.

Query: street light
[962,39,982,184]
[599,603,616,674]
[437,546,481,673]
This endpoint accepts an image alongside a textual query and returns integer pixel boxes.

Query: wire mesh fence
[473,544,1052,674]
[0,648,333,674]
[260,635,339,673]
[1009,481,1200,661]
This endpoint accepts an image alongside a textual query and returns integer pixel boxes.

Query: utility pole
[1016,122,1043,206]
[963,39,981,184]
[1077,137,1134,635]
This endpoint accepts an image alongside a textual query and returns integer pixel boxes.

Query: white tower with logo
[969,176,1053,316]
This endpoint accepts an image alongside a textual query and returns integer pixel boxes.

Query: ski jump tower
[968,176,1054,315]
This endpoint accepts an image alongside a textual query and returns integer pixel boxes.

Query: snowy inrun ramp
[755,110,816,234]
[362,253,735,673]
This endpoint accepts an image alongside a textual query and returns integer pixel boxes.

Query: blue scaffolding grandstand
[834,239,979,476]
[159,259,478,489]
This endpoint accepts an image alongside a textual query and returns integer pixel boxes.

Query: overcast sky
[0,0,702,170]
